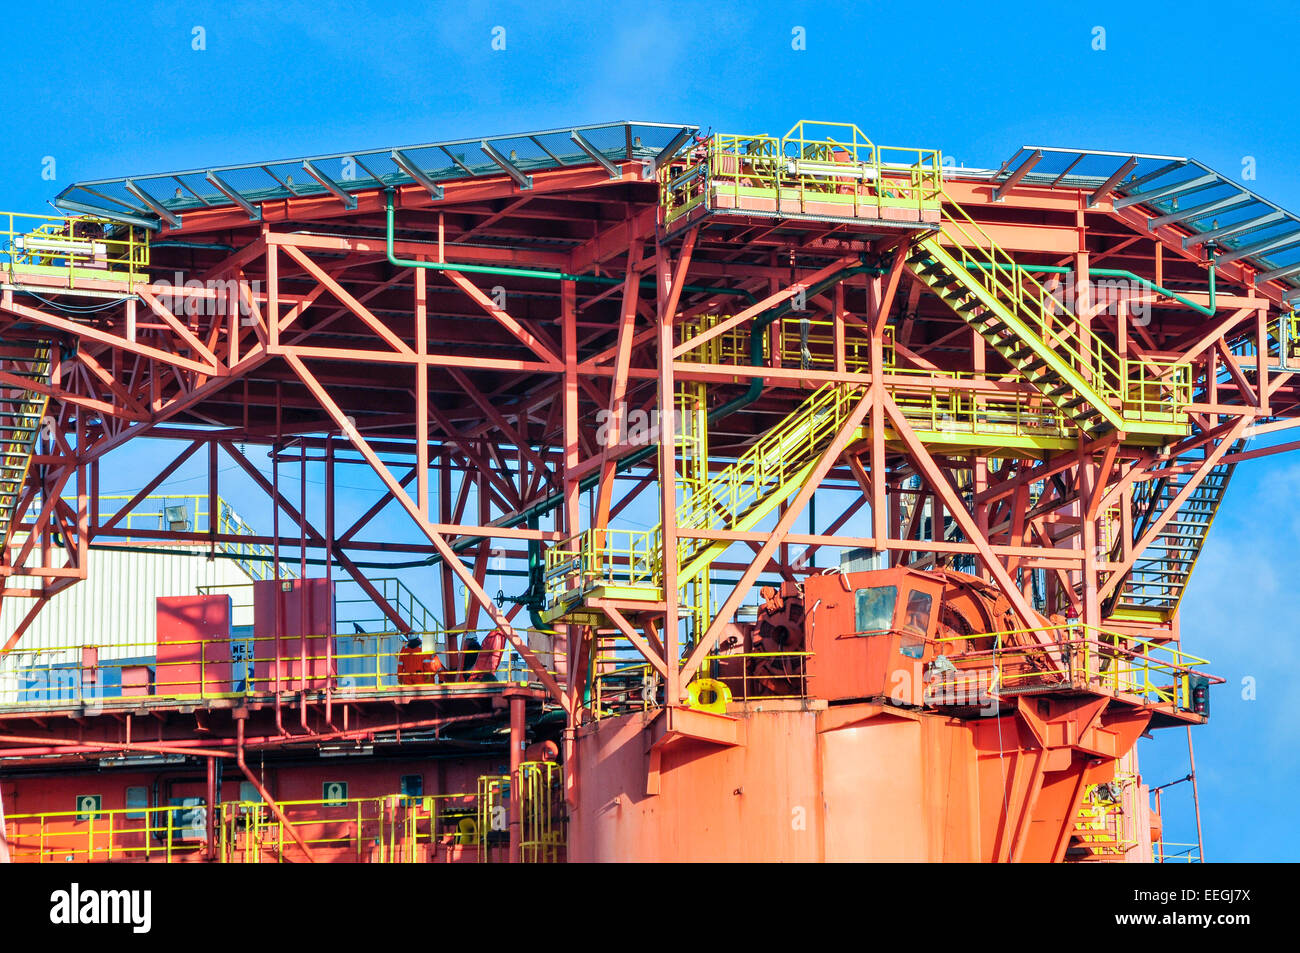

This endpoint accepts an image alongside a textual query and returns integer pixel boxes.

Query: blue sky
[2,0,1296,860]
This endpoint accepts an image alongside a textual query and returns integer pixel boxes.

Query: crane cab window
[899,589,934,658]
[901,590,933,634]
[855,586,898,634]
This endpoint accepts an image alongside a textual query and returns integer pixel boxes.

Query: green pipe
[962,261,1217,316]
[1094,265,1216,317]
[525,514,547,632]
[384,189,756,304]
[153,240,237,252]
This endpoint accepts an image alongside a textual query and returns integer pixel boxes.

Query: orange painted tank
[567,567,1161,862]
[566,698,1145,861]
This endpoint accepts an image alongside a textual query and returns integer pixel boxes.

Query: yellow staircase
[907,198,1193,440]
[1107,438,1241,623]
[1069,780,1136,860]
[669,381,858,585]
[544,382,861,619]
[1,341,52,548]
[906,202,1125,436]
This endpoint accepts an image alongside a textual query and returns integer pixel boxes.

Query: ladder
[1110,440,1240,619]
[0,341,53,548]
[1070,783,1131,859]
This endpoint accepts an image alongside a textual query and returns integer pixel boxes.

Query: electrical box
[163,504,190,532]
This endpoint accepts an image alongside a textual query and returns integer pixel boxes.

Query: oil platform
[1,120,1295,862]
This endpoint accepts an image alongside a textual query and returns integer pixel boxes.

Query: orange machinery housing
[568,566,1193,863]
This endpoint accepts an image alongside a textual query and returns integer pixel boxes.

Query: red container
[120,665,153,698]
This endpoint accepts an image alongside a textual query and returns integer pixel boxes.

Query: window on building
[238,781,264,817]
[125,786,148,820]
[854,585,898,634]
[400,774,423,802]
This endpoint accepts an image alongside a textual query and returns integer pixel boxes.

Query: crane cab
[804,568,943,705]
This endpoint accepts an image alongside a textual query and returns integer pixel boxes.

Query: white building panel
[0,546,257,701]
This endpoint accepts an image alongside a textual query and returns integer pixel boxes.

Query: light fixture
[98,754,185,768]
[319,743,373,758]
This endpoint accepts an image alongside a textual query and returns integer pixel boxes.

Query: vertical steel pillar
[1187,725,1205,862]
[561,277,582,805]
[324,436,336,719]
[507,690,526,863]
[656,247,681,706]
[440,448,457,634]
[1154,788,1165,863]
[272,386,284,730]
[0,781,10,864]
[205,755,218,860]
[1080,456,1101,628]
[416,266,430,516]
[869,275,888,543]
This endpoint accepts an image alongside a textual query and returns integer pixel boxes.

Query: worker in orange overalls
[461,630,507,682]
[460,636,490,682]
[397,635,444,686]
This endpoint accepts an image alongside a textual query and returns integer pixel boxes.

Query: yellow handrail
[2,211,149,291]
[545,381,859,601]
[660,123,942,228]
[930,200,1125,402]
[4,804,204,863]
[928,622,1214,709]
[0,627,558,707]
[516,760,564,862]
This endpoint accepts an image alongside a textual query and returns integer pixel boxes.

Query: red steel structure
[1,120,1297,862]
